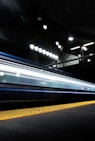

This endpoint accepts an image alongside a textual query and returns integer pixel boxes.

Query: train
[0,51,95,108]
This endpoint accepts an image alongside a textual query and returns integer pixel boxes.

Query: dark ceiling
[0,0,95,82]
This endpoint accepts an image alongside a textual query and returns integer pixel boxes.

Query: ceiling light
[42,49,46,55]
[43,25,47,30]
[81,46,88,51]
[49,53,53,58]
[83,42,94,47]
[51,53,54,58]
[53,65,56,68]
[78,54,81,57]
[34,46,39,51]
[38,48,42,53]
[89,53,93,56]
[52,54,56,59]
[46,51,49,56]
[30,44,35,50]
[55,55,59,60]
[37,17,42,21]
[70,46,80,50]
[53,55,57,59]
[68,36,74,41]
[87,59,91,62]
[55,41,59,46]
[58,45,61,49]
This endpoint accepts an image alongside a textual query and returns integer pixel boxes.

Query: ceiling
[0,0,95,82]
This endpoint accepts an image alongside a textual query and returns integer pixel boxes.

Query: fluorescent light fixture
[30,44,35,50]
[68,36,74,41]
[43,25,47,30]
[70,46,80,50]
[70,42,94,51]
[81,46,88,51]
[83,42,94,47]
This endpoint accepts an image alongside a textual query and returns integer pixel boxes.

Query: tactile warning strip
[0,100,95,120]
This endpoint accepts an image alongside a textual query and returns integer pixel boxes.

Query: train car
[0,51,95,108]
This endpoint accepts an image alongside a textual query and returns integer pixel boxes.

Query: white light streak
[70,46,80,50]
[0,59,95,90]
[83,42,94,47]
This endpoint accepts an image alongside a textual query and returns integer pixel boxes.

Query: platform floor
[0,101,95,140]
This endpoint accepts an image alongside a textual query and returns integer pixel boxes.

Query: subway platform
[0,100,95,140]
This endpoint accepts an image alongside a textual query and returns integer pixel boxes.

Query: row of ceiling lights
[29,44,59,61]
[31,17,60,60]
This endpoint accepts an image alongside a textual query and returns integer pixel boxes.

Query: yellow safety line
[0,100,95,120]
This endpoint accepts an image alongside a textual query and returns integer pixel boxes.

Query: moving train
[0,51,95,106]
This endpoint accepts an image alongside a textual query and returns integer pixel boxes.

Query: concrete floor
[0,104,95,140]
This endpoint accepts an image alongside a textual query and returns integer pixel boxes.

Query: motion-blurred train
[0,51,95,107]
